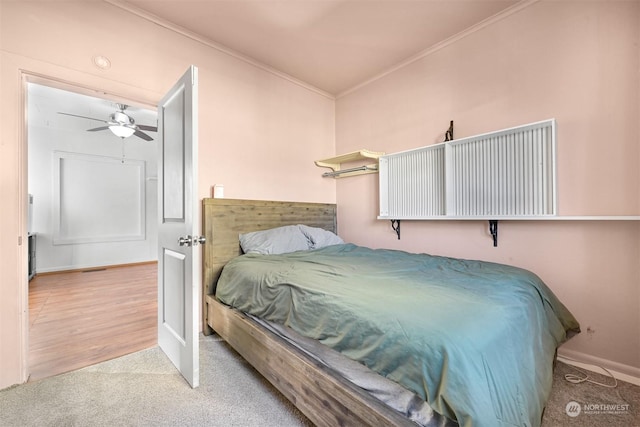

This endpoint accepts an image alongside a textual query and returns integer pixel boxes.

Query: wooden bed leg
[203,324,214,336]
[203,301,214,336]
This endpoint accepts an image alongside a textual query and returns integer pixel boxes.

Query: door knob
[178,235,205,247]
[178,235,193,247]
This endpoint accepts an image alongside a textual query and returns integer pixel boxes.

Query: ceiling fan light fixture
[59,104,155,141]
[109,125,135,138]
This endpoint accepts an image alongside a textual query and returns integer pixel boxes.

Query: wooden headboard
[201,198,337,332]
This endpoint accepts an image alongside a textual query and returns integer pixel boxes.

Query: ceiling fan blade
[58,112,107,123]
[134,130,154,141]
[136,124,158,132]
[86,126,110,132]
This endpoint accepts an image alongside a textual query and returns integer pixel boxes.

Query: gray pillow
[298,224,344,249]
[239,225,310,255]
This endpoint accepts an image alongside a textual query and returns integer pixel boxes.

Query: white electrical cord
[560,356,618,388]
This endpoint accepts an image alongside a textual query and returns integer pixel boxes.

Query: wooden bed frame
[201,198,417,427]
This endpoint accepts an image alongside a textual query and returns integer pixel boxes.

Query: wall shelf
[378,216,640,246]
[377,215,640,221]
[315,149,384,178]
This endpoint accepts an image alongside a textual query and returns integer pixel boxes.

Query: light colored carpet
[541,360,639,427]
[0,335,638,427]
[0,335,311,427]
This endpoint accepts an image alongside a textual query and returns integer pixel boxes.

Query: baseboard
[36,260,158,276]
[557,349,640,386]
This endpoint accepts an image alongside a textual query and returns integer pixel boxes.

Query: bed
[202,198,580,427]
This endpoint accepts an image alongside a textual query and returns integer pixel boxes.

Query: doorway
[26,81,159,380]
[28,264,157,380]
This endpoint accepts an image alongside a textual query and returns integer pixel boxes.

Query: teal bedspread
[216,244,580,427]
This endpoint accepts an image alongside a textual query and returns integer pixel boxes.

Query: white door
[157,66,200,388]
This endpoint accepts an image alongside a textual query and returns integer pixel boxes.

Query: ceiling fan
[58,103,157,141]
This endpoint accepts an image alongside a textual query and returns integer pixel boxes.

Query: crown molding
[337,0,539,99]
[103,0,335,100]
[104,0,539,101]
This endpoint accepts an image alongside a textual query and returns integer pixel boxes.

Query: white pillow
[239,225,309,255]
[298,224,344,249]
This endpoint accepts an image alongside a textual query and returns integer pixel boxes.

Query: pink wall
[1,0,638,390]
[0,1,335,389]
[336,1,640,376]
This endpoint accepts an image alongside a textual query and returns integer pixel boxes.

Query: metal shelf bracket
[489,220,499,247]
[391,220,401,240]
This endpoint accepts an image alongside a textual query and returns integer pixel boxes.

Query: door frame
[18,71,180,380]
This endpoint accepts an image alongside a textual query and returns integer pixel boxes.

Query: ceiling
[116,0,521,96]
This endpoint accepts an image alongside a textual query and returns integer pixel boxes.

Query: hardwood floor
[28,262,158,381]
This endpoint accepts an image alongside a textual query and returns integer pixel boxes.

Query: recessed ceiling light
[92,55,111,70]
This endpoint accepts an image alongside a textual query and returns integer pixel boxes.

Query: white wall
[28,83,158,272]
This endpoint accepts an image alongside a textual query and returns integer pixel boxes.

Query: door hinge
[18,235,23,246]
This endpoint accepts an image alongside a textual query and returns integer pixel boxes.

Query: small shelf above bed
[315,149,385,178]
